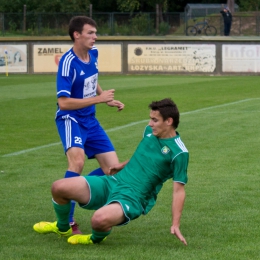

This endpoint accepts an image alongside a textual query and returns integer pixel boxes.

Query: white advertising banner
[128,44,216,72]
[33,45,71,73]
[33,44,122,73]
[0,45,27,73]
[222,45,260,72]
[95,44,122,72]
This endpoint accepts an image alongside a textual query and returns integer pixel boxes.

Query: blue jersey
[56,47,99,119]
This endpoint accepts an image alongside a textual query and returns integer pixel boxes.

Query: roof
[185,3,239,9]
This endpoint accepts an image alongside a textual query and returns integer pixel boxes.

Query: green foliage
[116,0,140,12]
[96,24,111,36]
[146,0,168,11]
[130,13,152,35]
[90,0,118,12]
[0,0,229,13]
[114,21,131,35]
[158,21,170,35]
[1,74,260,259]
[239,0,260,11]
[113,13,153,36]
[0,0,91,13]
[8,20,18,32]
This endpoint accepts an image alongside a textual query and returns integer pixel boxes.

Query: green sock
[91,229,111,243]
[52,200,71,232]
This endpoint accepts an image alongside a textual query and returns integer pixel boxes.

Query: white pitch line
[2,98,259,158]
[2,142,62,157]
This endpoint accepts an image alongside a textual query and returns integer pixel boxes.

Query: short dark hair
[68,16,97,41]
[149,98,180,129]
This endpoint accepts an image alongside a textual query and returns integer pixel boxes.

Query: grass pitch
[0,74,260,259]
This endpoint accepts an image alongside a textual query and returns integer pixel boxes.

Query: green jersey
[114,125,189,214]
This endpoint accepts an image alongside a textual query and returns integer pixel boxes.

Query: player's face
[76,24,97,50]
[149,110,172,138]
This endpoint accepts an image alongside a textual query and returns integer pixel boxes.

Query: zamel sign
[33,44,72,73]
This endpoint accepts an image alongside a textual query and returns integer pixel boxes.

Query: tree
[227,0,235,13]
[90,0,118,12]
[116,0,140,12]
[238,0,260,11]
[116,0,167,23]
[0,0,90,13]
[147,0,168,23]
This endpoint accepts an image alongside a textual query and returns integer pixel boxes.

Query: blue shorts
[56,114,115,158]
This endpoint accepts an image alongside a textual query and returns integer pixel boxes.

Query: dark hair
[68,16,97,42]
[149,98,180,129]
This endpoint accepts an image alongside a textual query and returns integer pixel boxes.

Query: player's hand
[108,164,123,175]
[108,166,120,175]
[170,225,187,245]
[106,100,125,111]
[99,89,115,103]
[108,161,129,175]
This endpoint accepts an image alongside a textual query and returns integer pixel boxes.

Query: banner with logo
[222,44,260,72]
[0,45,27,73]
[128,44,216,72]
[33,44,122,73]
[33,45,71,73]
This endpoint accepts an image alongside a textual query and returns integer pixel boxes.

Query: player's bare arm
[171,182,187,245]
[58,90,114,110]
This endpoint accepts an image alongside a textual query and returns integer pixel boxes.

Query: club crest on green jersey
[161,146,170,154]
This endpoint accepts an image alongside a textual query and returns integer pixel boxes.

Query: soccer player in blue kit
[34,98,189,246]
[55,16,124,234]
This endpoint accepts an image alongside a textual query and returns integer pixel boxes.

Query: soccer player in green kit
[33,98,189,246]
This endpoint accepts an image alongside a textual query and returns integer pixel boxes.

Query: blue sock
[69,201,76,223]
[88,168,105,176]
[64,171,80,223]
[64,170,80,178]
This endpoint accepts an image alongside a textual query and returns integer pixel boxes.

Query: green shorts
[79,175,144,226]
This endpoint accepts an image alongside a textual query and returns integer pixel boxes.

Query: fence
[1,12,260,37]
